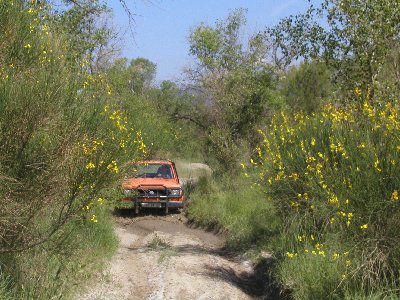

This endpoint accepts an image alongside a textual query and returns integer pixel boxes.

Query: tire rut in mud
[79,211,280,300]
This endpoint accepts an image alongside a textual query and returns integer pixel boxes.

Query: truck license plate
[141,202,162,208]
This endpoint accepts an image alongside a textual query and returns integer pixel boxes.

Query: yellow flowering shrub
[255,101,400,296]
[0,1,145,297]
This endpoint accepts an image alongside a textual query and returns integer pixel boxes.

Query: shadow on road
[204,260,290,299]
[113,207,183,218]
[127,242,289,299]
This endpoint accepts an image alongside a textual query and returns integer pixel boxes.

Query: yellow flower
[107,160,119,173]
[290,201,300,208]
[24,44,31,49]
[392,190,399,201]
[286,252,298,258]
[328,195,339,205]
[360,224,368,229]
[346,260,351,267]
[374,156,382,172]
[297,235,306,242]
[90,214,98,223]
[315,243,323,251]
[85,162,95,169]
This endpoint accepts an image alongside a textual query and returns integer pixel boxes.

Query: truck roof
[132,160,173,165]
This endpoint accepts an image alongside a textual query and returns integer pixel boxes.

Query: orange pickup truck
[120,160,186,214]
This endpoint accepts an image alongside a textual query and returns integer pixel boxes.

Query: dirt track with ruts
[78,211,275,300]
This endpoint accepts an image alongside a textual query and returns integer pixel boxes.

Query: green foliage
[0,0,141,252]
[278,247,347,299]
[189,8,246,70]
[185,9,285,171]
[127,58,157,95]
[0,204,117,299]
[268,0,400,101]
[51,0,112,62]
[106,57,156,95]
[105,60,202,160]
[0,1,142,297]
[281,61,332,113]
[255,101,400,297]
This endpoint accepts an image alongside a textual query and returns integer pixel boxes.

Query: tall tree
[267,0,400,101]
[181,9,283,170]
[106,57,157,95]
[127,58,156,95]
[50,0,117,69]
[282,61,332,113]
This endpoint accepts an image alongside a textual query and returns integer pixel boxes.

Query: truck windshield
[130,164,173,179]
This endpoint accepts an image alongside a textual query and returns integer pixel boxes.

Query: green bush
[0,204,117,299]
[255,100,400,297]
[0,1,143,297]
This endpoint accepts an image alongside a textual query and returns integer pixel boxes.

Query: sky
[107,0,318,82]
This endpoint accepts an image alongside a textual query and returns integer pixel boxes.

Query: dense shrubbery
[0,1,145,298]
[105,58,203,160]
[189,99,400,298]
[187,2,400,298]
[253,100,400,297]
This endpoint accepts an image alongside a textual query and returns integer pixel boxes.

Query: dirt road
[79,211,267,300]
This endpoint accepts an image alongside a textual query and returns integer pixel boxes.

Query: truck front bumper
[118,196,186,210]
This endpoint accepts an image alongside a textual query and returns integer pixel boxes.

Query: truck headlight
[169,189,181,196]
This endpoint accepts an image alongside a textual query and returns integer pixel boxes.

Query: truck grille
[138,188,168,197]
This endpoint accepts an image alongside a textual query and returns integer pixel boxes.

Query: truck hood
[122,177,181,189]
